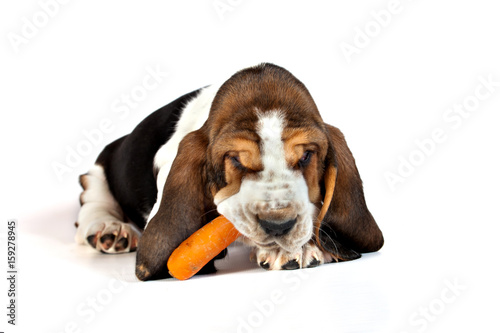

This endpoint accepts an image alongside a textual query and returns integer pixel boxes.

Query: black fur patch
[96,89,202,229]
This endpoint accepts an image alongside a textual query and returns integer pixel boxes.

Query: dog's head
[136,63,383,280]
[205,64,331,254]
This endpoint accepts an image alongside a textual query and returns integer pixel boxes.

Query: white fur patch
[76,165,124,245]
[258,111,289,181]
[146,84,220,226]
[76,164,141,253]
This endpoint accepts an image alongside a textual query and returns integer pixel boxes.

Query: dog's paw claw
[260,260,271,270]
[78,221,140,253]
[254,243,330,270]
[281,258,300,270]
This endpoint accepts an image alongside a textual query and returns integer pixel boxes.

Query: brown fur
[136,129,218,280]
[316,125,384,260]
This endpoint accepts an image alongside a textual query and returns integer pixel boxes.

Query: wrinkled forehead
[209,98,324,136]
[256,110,328,150]
[211,109,328,158]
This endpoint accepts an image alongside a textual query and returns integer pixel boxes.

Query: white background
[1,0,499,332]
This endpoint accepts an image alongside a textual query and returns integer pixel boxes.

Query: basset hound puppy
[75,63,384,281]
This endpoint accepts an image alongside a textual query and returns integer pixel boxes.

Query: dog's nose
[257,218,297,237]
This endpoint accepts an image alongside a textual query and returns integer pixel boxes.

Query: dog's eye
[298,151,313,168]
[229,155,247,171]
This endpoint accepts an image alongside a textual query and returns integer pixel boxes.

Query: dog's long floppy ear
[315,124,384,262]
[135,128,219,281]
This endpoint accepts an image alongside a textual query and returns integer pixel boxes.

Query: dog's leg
[76,164,141,253]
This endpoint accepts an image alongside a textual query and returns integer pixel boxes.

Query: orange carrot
[167,216,241,280]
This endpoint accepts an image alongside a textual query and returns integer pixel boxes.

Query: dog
[75,63,384,281]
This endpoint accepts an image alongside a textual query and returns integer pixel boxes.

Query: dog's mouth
[229,211,315,254]
[250,230,310,253]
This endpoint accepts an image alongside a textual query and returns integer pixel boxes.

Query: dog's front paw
[77,221,140,254]
[253,242,333,270]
